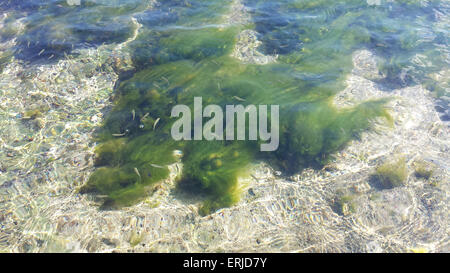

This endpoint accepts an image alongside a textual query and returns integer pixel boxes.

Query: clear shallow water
[1,1,448,86]
[0,0,449,252]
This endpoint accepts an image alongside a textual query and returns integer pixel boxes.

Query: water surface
[0,0,448,252]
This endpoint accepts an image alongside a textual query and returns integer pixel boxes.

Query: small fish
[134,167,141,179]
[233,95,246,102]
[96,195,109,198]
[112,133,126,137]
[161,76,169,84]
[38,49,45,56]
[132,109,135,120]
[153,82,161,89]
[150,164,164,169]
[48,54,54,60]
[140,112,149,122]
[153,117,160,130]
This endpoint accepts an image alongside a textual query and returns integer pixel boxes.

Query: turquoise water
[0,0,448,214]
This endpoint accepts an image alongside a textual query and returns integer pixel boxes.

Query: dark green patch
[372,157,408,189]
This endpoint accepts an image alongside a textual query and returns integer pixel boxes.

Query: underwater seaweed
[374,157,408,189]
[74,0,447,215]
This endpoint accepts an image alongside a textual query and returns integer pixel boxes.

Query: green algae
[0,50,13,73]
[413,160,435,180]
[129,231,144,247]
[374,157,408,189]
[179,141,253,214]
[23,109,44,120]
[333,194,357,216]
[82,44,390,213]
[77,0,446,214]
